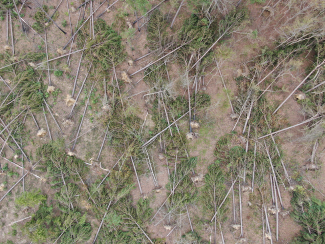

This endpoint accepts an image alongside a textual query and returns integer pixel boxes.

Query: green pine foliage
[126,0,151,15]
[23,201,93,243]
[201,162,228,220]
[178,231,209,244]
[36,140,89,186]
[165,157,198,212]
[85,19,126,72]
[143,62,169,88]
[178,13,216,55]
[21,140,93,243]
[146,10,169,51]
[23,52,46,62]
[291,186,325,243]
[186,0,211,11]
[300,42,325,116]
[213,132,282,186]
[0,0,19,11]
[58,213,92,243]
[14,69,45,112]
[15,190,46,207]
[260,41,309,67]
[32,5,49,33]
[178,9,246,66]
[22,201,58,243]
[148,93,210,158]
[90,165,135,214]
[101,106,144,157]
[97,198,153,243]
[55,183,79,211]
[218,9,247,37]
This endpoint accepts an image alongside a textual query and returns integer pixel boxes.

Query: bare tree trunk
[239,180,243,237]
[0,161,40,203]
[190,25,234,71]
[243,101,253,134]
[49,0,64,20]
[71,49,84,97]
[0,129,12,155]
[273,59,325,114]
[142,112,189,147]
[0,83,18,108]
[186,205,193,232]
[151,168,195,221]
[45,30,52,86]
[1,157,40,179]
[243,125,250,183]
[270,174,275,206]
[256,51,295,86]
[161,94,173,136]
[9,11,14,55]
[252,142,256,192]
[63,0,111,49]
[264,205,273,244]
[170,0,185,29]
[232,93,250,131]
[0,118,30,162]
[274,175,279,241]
[143,148,159,187]
[44,100,63,133]
[92,201,112,244]
[43,106,52,140]
[232,178,236,223]
[68,64,93,118]
[187,71,192,133]
[32,0,67,34]
[6,10,9,44]
[33,43,103,69]
[8,216,31,226]
[211,178,238,221]
[133,0,167,25]
[216,60,234,113]
[60,169,74,210]
[97,0,119,19]
[214,184,217,244]
[130,40,192,77]
[21,150,24,191]
[274,175,284,209]
[306,80,325,93]
[0,171,30,203]
[113,64,124,110]
[0,109,26,136]
[264,115,291,186]
[96,124,110,161]
[262,204,265,244]
[258,114,322,139]
[76,171,97,205]
[131,156,143,194]
[219,221,225,244]
[166,225,177,237]
[96,153,127,189]
[0,75,11,90]
[72,82,96,151]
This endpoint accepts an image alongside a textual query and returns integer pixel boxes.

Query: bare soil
[0,0,322,243]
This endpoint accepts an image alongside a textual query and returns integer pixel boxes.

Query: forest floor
[0,0,325,243]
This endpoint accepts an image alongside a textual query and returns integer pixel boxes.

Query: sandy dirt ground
[1,0,322,243]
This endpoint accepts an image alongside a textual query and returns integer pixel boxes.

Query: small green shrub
[291,186,325,243]
[125,0,151,14]
[54,70,63,77]
[15,190,46,207]
[250,0,266,3]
